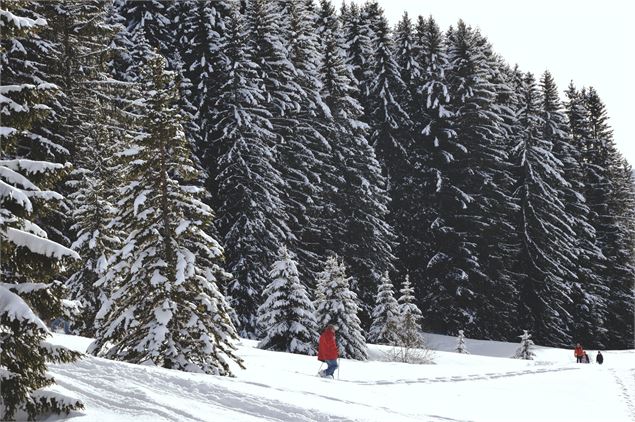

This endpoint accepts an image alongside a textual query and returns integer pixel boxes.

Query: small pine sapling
[513,330,536,360]
[456,330,470,354]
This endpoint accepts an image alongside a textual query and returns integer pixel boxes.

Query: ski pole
[318,361,324,375]
[337,358,340,380]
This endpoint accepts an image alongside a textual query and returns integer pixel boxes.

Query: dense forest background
[2,0,634,417]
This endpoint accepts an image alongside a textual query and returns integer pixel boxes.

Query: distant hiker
[596,351,604,365]
[318,324,339,378]
[583,352,590,363]
[574,343,584,363]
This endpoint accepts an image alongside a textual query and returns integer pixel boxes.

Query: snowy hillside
[43,333,635,422]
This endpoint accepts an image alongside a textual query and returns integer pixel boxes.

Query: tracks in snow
[609,367,635,421]
[339,366,580,386]
[51,357,356,422]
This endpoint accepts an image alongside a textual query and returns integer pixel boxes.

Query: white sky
[367,0,634,164]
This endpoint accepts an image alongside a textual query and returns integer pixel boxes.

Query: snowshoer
[574,343,584,363]
[596,351,604,365]
[318,324,339,378]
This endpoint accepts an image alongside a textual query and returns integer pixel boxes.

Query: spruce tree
[314,257,368,360]
[424,21,512,337]
[340,2,374,124]
[257,246,318,355]
[180,0,232,200]
[512,72,577,347]
[89,53,243,375]
[393,11,421,114]
[43,1,125,337]
[541,73,607,347]
[365,10,409,311]
[406,16,455,311]
[1,3,83,418]
[276,0,335,284]
[368,272,400,345]
[513,330,536,360]
[583,88,635,348]
[316,0,395,327]
[456,330,469,354]
[64,92,122,337]
[397,275,425,350]
[213,8,291,338]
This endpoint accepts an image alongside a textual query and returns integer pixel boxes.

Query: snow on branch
[5,227,80,259]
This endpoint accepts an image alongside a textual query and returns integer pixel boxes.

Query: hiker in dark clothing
[596,351,604,365]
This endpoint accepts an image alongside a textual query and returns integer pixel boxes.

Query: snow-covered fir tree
[0,4,83,418]
[513,330,536,360]
[316,0,395,327]
[112,0,176,77]
[213,7,291,338]
[275,0,335,284]
[581,87,635,348]
[340,2,374,124]
[511,72,579,347]
[404,16,455,309]
[368,272,400,345]
[456,330,469,354]
[89,53,243,375]
[397,275,425,349]
[541,73,607,348]
[179,0,232,200]
[64,92,123,337]
[257,246,318,355]
[314,256,368,360]
[45,1,125,337]
[393,11,421,116]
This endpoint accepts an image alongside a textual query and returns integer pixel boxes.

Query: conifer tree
[113,0,175,73]
[1,4,83,418]
[565,84,634,348]
[213,8,291,337]
[512,72,577,347]
[541,73,607,347]
[424,22,510,337]
[583,88,635,348]
[340,2,374,123]
[365,10,410,304]
[397,275,425,349]
[257,246,318,355]
[368,272,400,345]
[404,16,454,307]
[276,0,335,283]
[89,54,243,375]
[393,12,421,114]
[42,1,126,337]
[64,94,122,337]
[513,330,536,360]
[316,0,395,326]
[456,330,469,354]
[180,1,232,194]
[314,257,368,360]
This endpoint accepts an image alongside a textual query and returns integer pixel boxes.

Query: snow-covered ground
[43,333,634,422]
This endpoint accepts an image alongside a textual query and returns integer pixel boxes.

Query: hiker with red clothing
[318,324,339,378]
[574,343,584,363]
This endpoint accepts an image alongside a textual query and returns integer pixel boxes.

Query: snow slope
[43,333,635,422]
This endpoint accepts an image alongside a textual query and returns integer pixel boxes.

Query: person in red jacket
[318,324,339,378]
[574,343,584,363]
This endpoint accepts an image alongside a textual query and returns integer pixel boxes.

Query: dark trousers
[576,355,583,363]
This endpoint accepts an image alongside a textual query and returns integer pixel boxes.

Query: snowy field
[42,333,634,422]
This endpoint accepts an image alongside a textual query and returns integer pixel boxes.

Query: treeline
[1,0,634,419]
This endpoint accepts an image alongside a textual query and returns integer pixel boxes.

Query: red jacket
[574,346,584,357]
[318,329,338,361]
